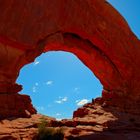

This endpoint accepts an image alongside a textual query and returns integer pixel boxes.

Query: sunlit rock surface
[0,101,140,140]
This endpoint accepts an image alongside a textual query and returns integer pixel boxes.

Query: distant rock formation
[0,0,140,119]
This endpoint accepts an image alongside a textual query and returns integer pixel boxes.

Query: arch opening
[17,51,102,119]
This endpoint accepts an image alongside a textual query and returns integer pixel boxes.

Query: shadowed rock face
[0,0,140,118]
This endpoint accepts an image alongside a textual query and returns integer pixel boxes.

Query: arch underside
[0,0,139,99]
[43,32,125,94]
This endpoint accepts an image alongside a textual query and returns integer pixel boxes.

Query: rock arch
[0,0,140,118]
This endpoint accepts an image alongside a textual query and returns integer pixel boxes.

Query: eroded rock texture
[0,0,140,118]
[0,94,36,119]
[1,101,140,140]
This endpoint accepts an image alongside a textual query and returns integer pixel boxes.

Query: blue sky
[17,1,140,119]
[17,52,102,119]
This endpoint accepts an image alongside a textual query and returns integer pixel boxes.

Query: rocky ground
[0,97,140,140]
[0,114,53,140]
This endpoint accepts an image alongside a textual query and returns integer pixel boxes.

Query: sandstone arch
[0,0,140,118]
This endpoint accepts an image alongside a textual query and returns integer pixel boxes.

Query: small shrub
[38,117,49,130]
[37,118,64,140]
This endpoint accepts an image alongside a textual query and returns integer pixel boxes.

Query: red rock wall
[0,0,140,118]
[0,93,36,119]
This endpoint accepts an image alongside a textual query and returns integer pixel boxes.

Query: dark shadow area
[65,96,140,140]
[66,131,140,140]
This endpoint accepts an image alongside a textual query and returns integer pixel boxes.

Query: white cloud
[55,97,68,104]
[56,113,61,116]
[55,100,62,104]
[77,99,89,106]
[35,82,39,86]
[32,83,39,93]
[56,118,62,121]
[61,97,68,102]
[32,86,36,93]
[34,60,40,65]
[46,81,53,85]
[75,100,80,103]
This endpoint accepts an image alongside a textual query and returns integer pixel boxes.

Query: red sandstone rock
[73,108,89,118]
[0,114,55,140]
[0,102,140,139]
[0,0,139,98]
[0,0,139,123]
[0,0,140,139]
[0,93,36,119]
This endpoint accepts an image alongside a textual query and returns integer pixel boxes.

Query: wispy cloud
[61,97,68,102]
[32,86,37,93]
[36,106,45,111]
[46,80,53,85]
[76,99,89,106]
[55,97,68,104]
[74,87,79,91]
[74,87,80,93]
[56,113,61,116]
[75,100,80,103]
[35,82,39,86]
[32,82,39,93]
[55,100,62,104]
[34,60,40,65]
